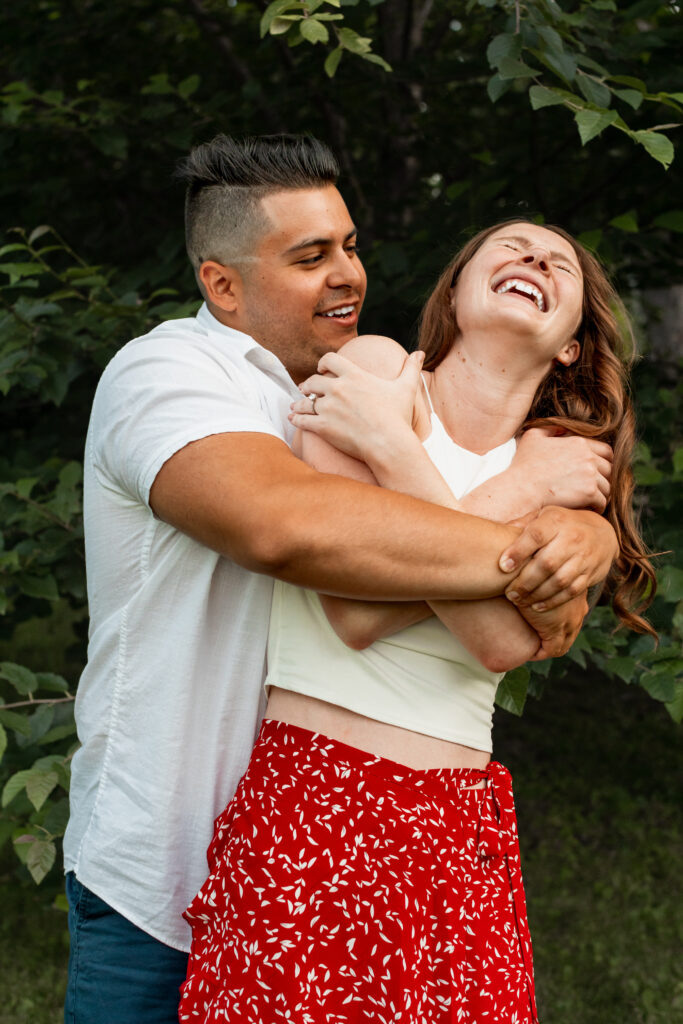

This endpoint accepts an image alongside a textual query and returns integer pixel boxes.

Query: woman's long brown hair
[418,220,656,635]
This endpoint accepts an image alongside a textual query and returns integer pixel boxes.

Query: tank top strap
[421,373,436,415]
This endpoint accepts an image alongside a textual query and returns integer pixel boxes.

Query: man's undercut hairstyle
[176,134,340,283]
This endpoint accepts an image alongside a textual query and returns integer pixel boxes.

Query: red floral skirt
[180,719,538,1023]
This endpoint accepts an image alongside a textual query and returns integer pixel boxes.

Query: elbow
[327,616,374,651]
[480,642,539,674]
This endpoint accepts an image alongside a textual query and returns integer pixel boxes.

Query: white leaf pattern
[180,720,538,1023]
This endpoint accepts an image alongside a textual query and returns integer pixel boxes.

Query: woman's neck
[429,333,548,454]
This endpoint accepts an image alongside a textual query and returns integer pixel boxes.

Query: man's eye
[298,254,324,265]
[345,245,359,255]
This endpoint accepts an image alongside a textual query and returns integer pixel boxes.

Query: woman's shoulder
[337,334,412,381]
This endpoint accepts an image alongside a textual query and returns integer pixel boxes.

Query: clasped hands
[290,349,618,660]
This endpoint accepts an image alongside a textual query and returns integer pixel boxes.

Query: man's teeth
[320,305,354,318]
[495,279,545,312]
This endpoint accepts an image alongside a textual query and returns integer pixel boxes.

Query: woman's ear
[555,339,580,367]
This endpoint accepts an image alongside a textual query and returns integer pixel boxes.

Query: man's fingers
[499,522,556,573]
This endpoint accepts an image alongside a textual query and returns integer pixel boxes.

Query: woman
[179,222,655,1023]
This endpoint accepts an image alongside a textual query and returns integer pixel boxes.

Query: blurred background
[0,1,681,1020]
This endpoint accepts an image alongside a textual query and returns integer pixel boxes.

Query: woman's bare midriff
[265,687,491,771]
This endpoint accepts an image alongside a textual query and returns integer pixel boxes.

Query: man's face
[234,186,367,383]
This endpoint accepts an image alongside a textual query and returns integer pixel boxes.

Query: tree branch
[184,0,286,133]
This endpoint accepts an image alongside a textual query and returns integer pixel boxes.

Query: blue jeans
[64,872,189,1024]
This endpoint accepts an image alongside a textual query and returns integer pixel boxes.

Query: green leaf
[653,211,683,233]
[577,228,602,251]
[28,225,51,245]
[38,721,77,745]
[495,667,530,716]
[26,769,59,811]
[497,57,539,81]
[2,768,31,807]
[608,657,637,683]
[34,672,70,694]
[658,566,683,602]
[260,0,302,37]
[486,33,522,68]
[324,46,343,76]
[529,85,566,110]
[640,669,677,704]
[177,75,200,100]
[270,15,298,34]
[613,88,643,111]
[631,131,675,170]
[0,662,37,695]
[337,27,372,54]
[0,723,6,763]
[664,679,683,724]
[445,180,471,200]
[42,797,70,836]
[17,573,60,601]
[26,838,56,884]
[609,211,638,233]
[0,709,32,737]
[487,74,510,103]
[300,18,329,43]
[574,109,618,145]
[537,25,565,51]
[360,52,392,71]
[577,74,611,108]
[537,48,576,85]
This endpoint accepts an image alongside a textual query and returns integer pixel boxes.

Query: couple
[63,134,652,1023]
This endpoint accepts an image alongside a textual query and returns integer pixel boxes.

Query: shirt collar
[196,303,299,397]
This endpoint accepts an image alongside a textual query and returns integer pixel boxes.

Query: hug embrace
[63,134,654,1024]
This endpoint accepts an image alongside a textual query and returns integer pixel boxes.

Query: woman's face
[451,223,584,366]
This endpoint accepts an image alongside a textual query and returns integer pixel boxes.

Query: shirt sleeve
[89,334,283,507]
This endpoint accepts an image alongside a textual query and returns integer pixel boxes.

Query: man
[63,133,615,1023]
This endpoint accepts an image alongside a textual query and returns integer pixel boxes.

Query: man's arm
[149,430,523,602]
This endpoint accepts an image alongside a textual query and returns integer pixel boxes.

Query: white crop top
[266,380,517,753]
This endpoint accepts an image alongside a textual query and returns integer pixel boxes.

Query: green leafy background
[0,1,681,1018]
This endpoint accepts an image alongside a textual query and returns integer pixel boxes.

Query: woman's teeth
[494,279,546,312]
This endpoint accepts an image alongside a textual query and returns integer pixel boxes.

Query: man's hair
[175,134,340,278]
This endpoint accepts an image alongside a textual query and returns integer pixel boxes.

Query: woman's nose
[521,249,551,273]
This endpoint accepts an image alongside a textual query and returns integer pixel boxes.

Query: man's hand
[512,426,613,512]
[289,345,424,467]
[520,591,590,660]
[499,506,618,610]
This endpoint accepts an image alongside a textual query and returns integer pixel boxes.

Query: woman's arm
[299,335,549,668]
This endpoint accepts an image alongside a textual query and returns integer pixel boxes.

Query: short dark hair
[176,134,340,280]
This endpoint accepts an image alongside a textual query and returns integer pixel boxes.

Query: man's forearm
[151,433,521,603]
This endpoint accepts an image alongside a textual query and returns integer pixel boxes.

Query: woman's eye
[502,243,520,252]
[556,264,573,274]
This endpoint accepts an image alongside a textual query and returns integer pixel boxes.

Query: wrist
[363,425,422,482]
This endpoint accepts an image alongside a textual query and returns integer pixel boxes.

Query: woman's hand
[512,426,613,512]
[289,343,424,471]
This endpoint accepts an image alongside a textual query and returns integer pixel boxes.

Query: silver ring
[309,392,319,415]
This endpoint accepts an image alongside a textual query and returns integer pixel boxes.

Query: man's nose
[521,249,551,274]
[327,248,365,290]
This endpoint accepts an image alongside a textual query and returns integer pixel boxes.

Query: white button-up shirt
[63,304,300,951]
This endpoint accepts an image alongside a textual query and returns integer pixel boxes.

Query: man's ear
[555,338,580,367]
[198,261,242,313]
